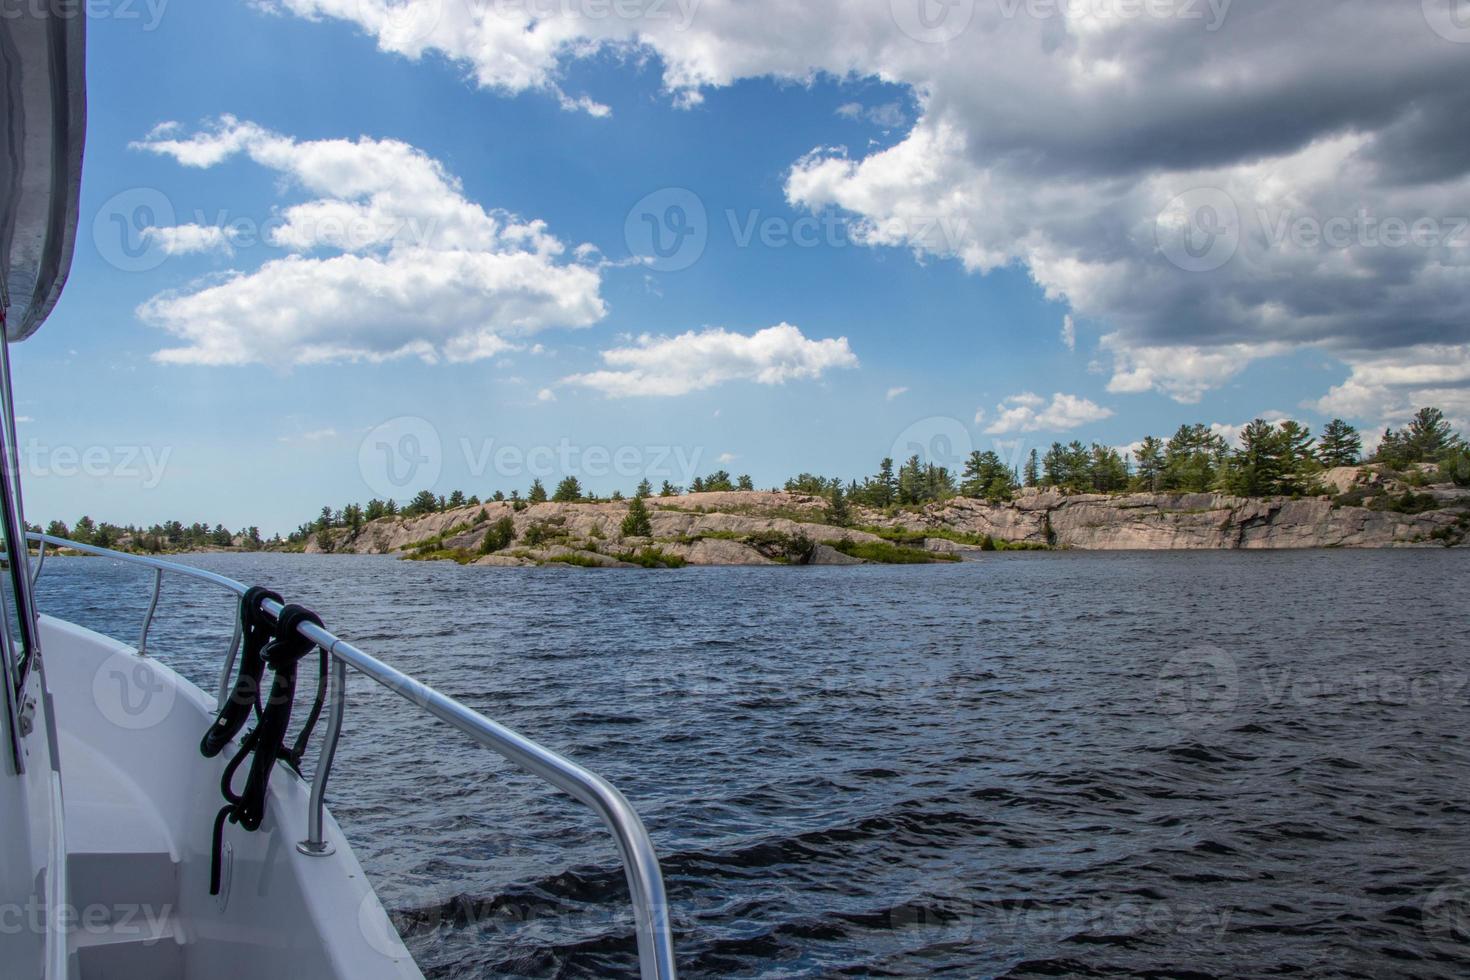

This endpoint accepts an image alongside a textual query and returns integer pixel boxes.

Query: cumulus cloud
[1061,315,1076,353]
[886,385,909,401]
[262,2,1470,405]
[1310,345,1470,431]
[143,223,236,256]
[133,117,605,366]
[561,323,858,397]
[984,392,1114,434]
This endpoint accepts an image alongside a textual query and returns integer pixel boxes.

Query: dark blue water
[33,552,1470,978]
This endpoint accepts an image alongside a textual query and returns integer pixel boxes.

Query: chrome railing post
[216,618,243,711]
[137,567,163,657]
[30,539,45,586]
[298,651,346,857]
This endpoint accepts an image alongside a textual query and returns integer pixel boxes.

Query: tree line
[32,518,270,553]
[284,406,1466,542]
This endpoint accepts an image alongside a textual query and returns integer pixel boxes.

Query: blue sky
[16,2,1470,534]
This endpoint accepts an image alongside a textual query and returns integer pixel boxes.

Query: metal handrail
[24,532,677,980]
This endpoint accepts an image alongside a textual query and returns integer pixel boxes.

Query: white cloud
[984,392,1114,434]
[1311,345,1470,432]
[133,118,605,366]
[886,386,908,401]
[1061,315,1076,353]
[562,323,858,398]
[143,223,235,256]
[262,2,1470,401]
[716,452,737,465]
[279,427,338,444]
[1102,335,1291,404]
[537,387,557,402]
[838,100,906,128]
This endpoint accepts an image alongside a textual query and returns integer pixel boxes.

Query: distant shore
[282,467,1469,568]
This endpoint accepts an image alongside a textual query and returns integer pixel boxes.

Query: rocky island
[300,465,1470,567]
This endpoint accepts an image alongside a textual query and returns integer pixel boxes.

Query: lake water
[32,551,1470,978]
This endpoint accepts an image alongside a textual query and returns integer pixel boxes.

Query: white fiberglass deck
[43,615,422,980]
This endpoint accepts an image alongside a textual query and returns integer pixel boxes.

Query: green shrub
[480,516,516,554]
[831,540,955,564]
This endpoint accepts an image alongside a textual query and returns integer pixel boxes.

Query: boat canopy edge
[1,9,87,342]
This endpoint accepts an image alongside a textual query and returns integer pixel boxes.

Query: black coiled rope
[205,591,329,895]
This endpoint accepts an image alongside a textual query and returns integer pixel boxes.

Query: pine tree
[737,474,755,491]
[1133,436,1165,491]
[621,495,653,537]
[876,457,897,506]
[1406,407,1459,461]
[528,479,548,503]
[1317,419,1362,467]
[635,478,653,499]
[448,489,467,508]
[660,481,679,497]
[1023,449,1040,488]
[1231,419,1288,497]
[825,485,852,527]
[552,476,583,502]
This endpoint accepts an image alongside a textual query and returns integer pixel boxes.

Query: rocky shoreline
[302,466,1470,567]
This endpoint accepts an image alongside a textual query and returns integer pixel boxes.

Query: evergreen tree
[690,477,706,493]
[876,457,897,507]
[825,485,852,527]
[1406,407,1459,461]
[528,479,548,503]
[1023,449,1040,489]
[897,455,925,505]
[405,490,439,517]
[1089,445,1129,493]
[635,478,653,499]
[737,474,755,491]
[1163,424,1226,492]
[1276,421,1317,494]
[1133,436,1165,491]
[1230,419,1288,497]
[660,481,679,497]
[492,491,506,502]
[621,495,653,537]
[704,470,735,492]
[447,489,467,508]
[1317,419,1362,467]
[552,476,583,502]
